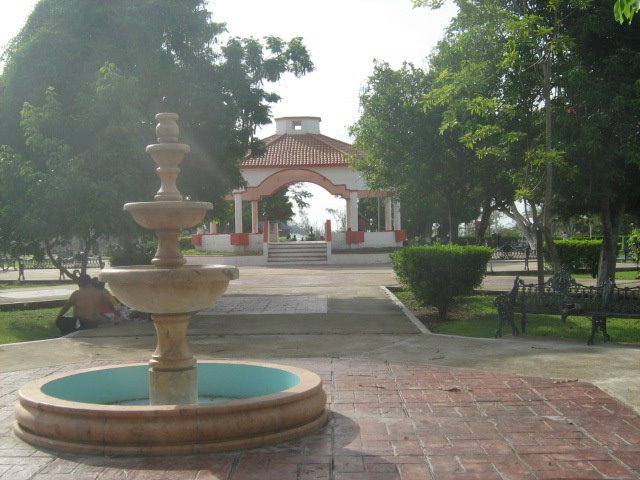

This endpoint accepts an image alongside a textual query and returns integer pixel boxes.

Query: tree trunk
[44,242,76,280]
[541,225,561,272]
[502,201,536,248]
[80,232,98,277]
[423,222,433,244]
[540,58,561,272]
[598,199,624,286]
[447,201,454,244]
[476,197,493,245]
[536,227,545,288]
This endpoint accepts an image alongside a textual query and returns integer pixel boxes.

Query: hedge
[109,248,154,267]
[179,235,193,250]
[391,245,492,320]
[551,240,601,277]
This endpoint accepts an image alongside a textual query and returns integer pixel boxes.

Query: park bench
[15,255,105,281]
[494,271,640,345]
[0,257,17,272]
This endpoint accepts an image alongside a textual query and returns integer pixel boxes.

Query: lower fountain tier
[99,264,239,314]
[14,361,328,456]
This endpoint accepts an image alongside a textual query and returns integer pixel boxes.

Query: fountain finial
[145,113,190,202]
[125,113,209,268]
[155,112,179,143]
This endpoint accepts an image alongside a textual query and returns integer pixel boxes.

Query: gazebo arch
[240,168,350,201]
[197,116,404,256]
[228,116,401,234]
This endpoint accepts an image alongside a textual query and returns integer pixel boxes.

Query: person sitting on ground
[91,277,121,324]
[55,273,119,334]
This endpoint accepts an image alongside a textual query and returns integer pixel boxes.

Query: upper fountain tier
[126,113,211,268]
[102,111,239,314]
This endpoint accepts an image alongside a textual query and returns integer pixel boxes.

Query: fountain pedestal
[149,313,197,404]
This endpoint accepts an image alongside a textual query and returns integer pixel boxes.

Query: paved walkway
[1,264,639,479]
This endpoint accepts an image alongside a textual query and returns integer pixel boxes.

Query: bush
[552,240,601,277]
[179,235,193,250]
[391,245,492,319]
[109,247,154,266]
[628,229,640,266]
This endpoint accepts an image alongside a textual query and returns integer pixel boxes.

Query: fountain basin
[14,361,328,455]
[124,201,212,230]
[99,264,238,313]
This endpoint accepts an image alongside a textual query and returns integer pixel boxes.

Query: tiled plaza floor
[2,358,639,480]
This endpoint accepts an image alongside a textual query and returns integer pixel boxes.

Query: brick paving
[2,358,639,480]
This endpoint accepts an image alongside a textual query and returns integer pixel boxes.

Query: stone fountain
[101,112,236,405]
[14,113,327,455]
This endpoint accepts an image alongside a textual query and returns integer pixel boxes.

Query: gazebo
[194,116,405,261]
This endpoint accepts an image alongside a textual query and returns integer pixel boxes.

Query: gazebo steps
[267,242,328,264]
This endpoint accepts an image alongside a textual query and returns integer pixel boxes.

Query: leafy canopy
[0,0,313,264]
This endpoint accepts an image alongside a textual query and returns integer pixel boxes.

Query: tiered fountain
[14,113,327,455]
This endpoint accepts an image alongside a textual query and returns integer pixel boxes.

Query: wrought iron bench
[495,271,640,345]
[15,255,105,280]
[0,257,17,272]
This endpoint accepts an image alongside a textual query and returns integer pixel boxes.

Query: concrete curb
[380,285,430,334]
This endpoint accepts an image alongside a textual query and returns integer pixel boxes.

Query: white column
[393,200,402,230]
[349,191,359,232]
[251,200,259,234]
[345,197,352,231]
[209,222,218,234]
[234,193,243,233]
[384,197,393,231]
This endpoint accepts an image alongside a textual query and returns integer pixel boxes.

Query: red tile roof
[241,134,358,168]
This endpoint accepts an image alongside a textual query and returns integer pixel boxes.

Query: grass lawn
[394,288,640,345]
[572,270,639,281]
[0,281,71,290]
[332,247,401,254]
[0,307,60,344]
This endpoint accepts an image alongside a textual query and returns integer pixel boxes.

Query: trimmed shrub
[552,240,601,277]
[179,235,193,250]
[391,245,492,319]
[628,229,640,266]
[109,248,154,266]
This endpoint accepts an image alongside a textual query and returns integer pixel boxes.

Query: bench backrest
[606,282,640,314]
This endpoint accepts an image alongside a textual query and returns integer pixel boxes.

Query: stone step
[267,242,328,264]
[269,251,327,257]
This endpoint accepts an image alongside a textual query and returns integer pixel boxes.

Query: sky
[0,0,456,227]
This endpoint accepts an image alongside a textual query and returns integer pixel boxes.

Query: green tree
[416,0,595,279]
[554,0,640,283]
[350,62,481,242]
[614,0,640,22]
[419,0,640,284]
[0,0,313,275]
[423,2,525,245]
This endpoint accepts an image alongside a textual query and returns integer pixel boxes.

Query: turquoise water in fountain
[41,363,301,405]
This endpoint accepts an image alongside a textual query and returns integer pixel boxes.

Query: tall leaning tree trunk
[530,204,545,288]
[541,58,561,273]
[503,201,536,248]
[476,197,493,245]
[598,199,624,286]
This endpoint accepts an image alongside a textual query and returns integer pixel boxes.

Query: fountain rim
[124,201,213,211]
[17,360,322,415]
[99,264,239,284]
[145,143,190,154]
